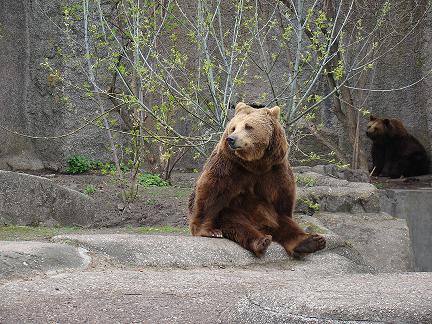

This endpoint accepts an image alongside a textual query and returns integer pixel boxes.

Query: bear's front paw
[196,228,223,238]
[251,235,272,258]
[292,234,326,259]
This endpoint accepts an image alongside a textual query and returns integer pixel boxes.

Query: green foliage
[299,151,350,170]
[374,182,385,189]
[65,155,96,174]
[132,226,188,234]
[96,161,129,176]
[66,156,131,176]
[359,107,371,117]
[299,221,327,234]
[333,60,345,80]
[296,176,317,187]
[0,225,81,241]
[82,184,97,195]
[144,198,158,205]
[138,173,169,187]
[300,199,320,213]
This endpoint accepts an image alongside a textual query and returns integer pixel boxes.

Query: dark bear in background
[366,116,429,178]
[188,102,326,258]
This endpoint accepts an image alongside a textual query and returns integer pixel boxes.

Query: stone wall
[366,0,432,155]
[1,0,431,171]
[0,0,43,170]
[0,0,112,171]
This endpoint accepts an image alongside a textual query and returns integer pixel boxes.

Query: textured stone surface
[381,189,432,271]
[294,165,370,183]
[0,270,431,323]
[0,0,43,171]
[228,273,432,323]
[0,0,113,171]
[315,212,414,272]
[0,171,95,226]
[295,172,379,214]
[0,241,90,280]
[52,233,369,273]
[0,233,426,322]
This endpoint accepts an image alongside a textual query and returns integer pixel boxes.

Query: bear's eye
[245,124,253,130]
[231,126,236,132]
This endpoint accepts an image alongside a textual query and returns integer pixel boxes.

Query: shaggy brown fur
[366,116,429,178]
[188,102,326,258]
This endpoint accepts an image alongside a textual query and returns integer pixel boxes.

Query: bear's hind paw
[292,234,326,258]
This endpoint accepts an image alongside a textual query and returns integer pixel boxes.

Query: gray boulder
[0,171,95,226]
[52,233,371,273]
[1,268,431,323]
[295,172,379,214]
[381,189,432,271]
[0,241,90,280]
[227,273,432,323]
[314,212,414,272]
[294,164,370,183]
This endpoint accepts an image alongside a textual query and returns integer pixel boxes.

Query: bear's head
[366,115,408,142]
[223,102,287,162]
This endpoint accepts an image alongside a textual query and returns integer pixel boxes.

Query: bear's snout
[227,136,237,149]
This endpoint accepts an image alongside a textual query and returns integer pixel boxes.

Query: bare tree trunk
[280,0,369,170]
[83,0,127,202]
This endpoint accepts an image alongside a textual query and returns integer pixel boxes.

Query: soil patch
[18,170,432,230]
[22,171,196,228]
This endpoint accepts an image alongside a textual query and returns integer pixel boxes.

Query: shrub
[138,173,169,187]
[96,161,130,175]
[65,155,96,174]
[82,184,96,195]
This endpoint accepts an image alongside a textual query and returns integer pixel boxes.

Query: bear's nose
[226,136,236,148]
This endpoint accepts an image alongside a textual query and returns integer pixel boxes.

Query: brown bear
[188,102,326,258]
[366,115,429,178]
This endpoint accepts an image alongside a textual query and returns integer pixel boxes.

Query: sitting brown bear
[366,116,429,178]
[188,102,326,258]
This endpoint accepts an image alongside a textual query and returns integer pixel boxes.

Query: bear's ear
[369,115,376,121]
[235,102,250,115]
[268,106,281,119]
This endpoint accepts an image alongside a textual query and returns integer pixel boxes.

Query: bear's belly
[225,193,279,230]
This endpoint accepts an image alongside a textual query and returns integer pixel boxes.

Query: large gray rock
[52,233,369,273]
[314,212,414,272]
[0,241,90,280]
[0,0,114,171]
[0,0,44,171]
[0,233,427,322]
[295,172,380,214]
[0,171,95,226]
[228,273,432,323]
[381,189,432,271]
[1,270,431,323]
[294,165,370,183]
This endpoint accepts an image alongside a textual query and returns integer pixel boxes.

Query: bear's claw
[293,234,326,258]
[199,228,223,238]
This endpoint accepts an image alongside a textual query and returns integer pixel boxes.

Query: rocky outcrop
[0,241,90,280]
[227,273,432,323]
[314,212,414,272]
[51,233,370,273]
[0,233,429,322]
[295,171,380,214]
[0,171,95,226]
